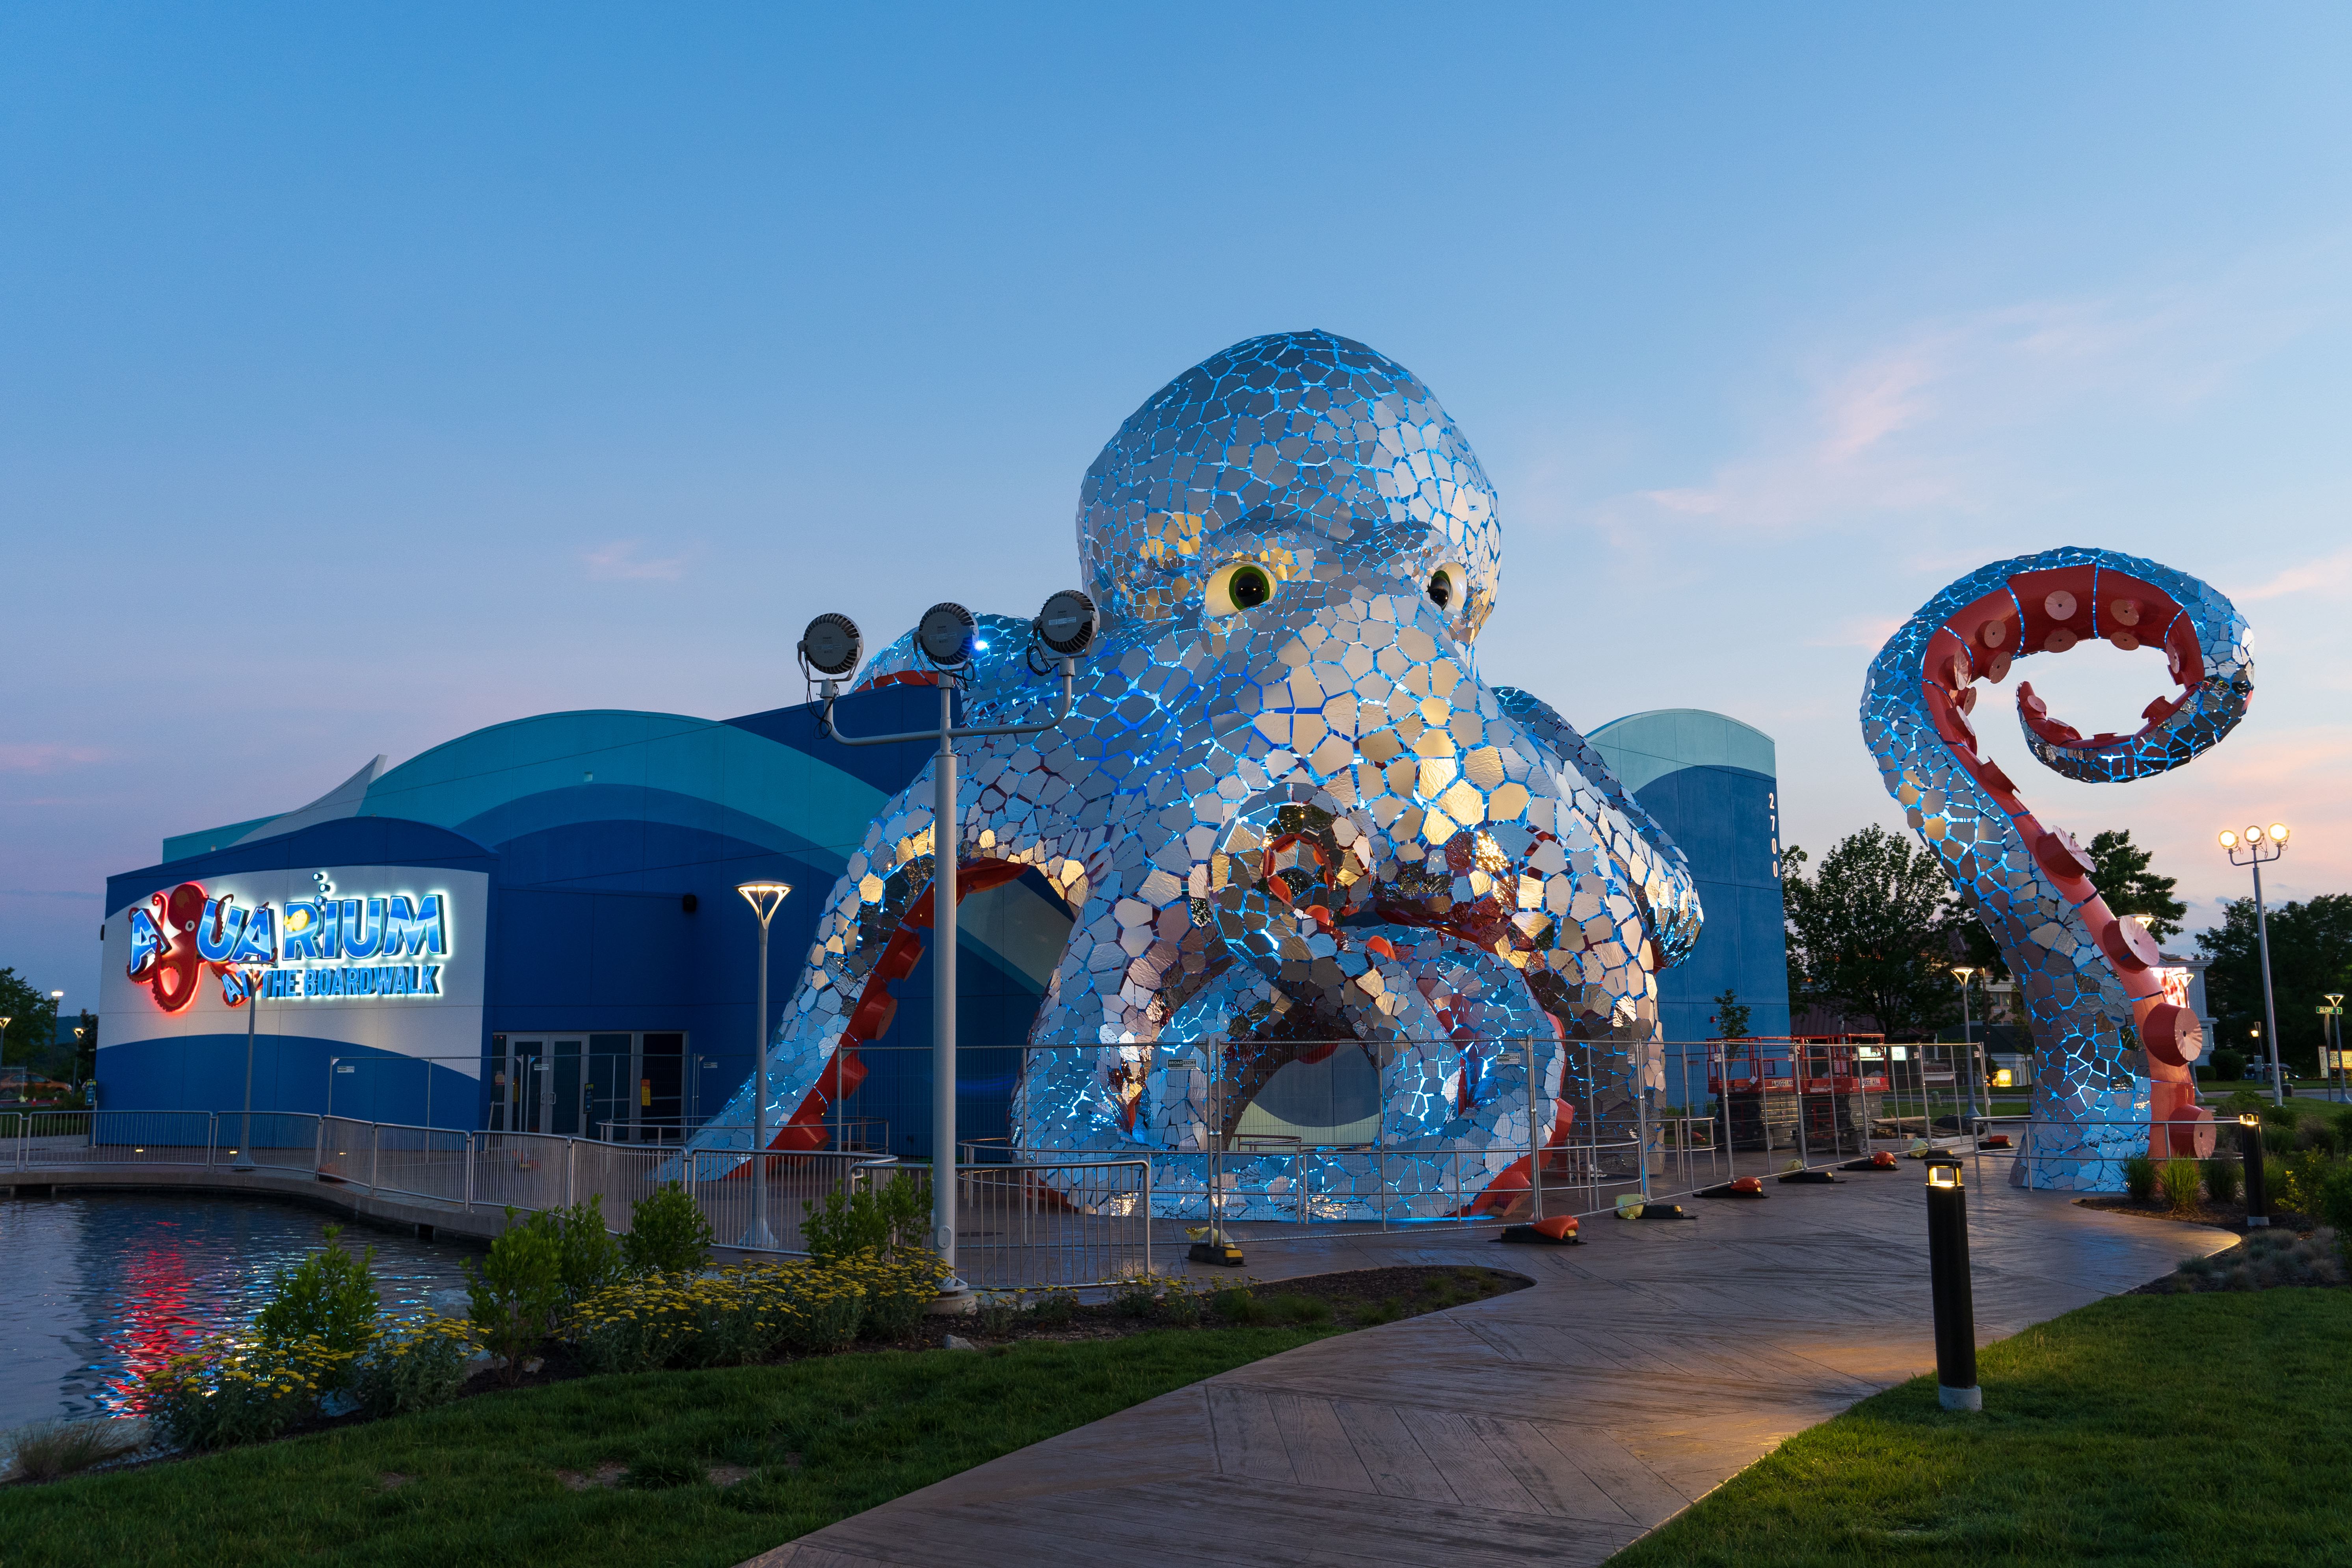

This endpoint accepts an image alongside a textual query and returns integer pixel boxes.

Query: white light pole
[2324,993,2346,1102]
[735,880,793,1249]
[1952,966,1976,1131]
[2220,823,2290,1106]
[807,592,1095,1305]
[236,960,264,1171]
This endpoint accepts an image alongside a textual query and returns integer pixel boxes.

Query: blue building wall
[100,685,1075,1154]
[1587,710,1790,1090]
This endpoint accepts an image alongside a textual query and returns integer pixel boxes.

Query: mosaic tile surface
[1861,547,2252,1191]
[696,331,1703,1220]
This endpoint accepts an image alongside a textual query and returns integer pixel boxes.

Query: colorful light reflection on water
[0,1193,473,1428]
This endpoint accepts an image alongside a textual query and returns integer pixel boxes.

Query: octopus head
[1077,330,1503,644]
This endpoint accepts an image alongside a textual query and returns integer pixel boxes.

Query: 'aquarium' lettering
[125,879,453,1012]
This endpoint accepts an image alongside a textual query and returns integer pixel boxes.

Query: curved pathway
[752,1163,2228,1567]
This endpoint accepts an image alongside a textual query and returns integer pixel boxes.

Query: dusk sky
[5,3,2347,1006]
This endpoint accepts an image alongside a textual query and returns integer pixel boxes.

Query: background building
[1586,709,1792,1095]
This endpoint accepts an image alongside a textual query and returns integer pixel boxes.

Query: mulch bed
[2074,1194,2313,1236]
[925,1264,1533,1348]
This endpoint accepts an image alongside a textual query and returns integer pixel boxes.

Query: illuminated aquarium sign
[125,875,453,1012]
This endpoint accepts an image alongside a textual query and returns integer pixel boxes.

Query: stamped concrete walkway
[752,1162,2231,1567]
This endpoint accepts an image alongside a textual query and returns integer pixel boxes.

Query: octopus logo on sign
[696,330,1706,1220]
[126,883,279,1012]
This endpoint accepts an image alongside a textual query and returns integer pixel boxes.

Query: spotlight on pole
[1033,589,1099,657]
[2239,1112,2268,1227]
[798,614,863,680]
[916,602,977,670]
[1925,1155,1980,1412]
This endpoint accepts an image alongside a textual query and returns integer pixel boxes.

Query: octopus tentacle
[1861,546,2250,1191]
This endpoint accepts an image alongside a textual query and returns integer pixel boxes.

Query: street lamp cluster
[728,590,1097,1307]
[2219,820,2290,1105]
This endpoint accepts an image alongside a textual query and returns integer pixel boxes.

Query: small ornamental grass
[2122,1153,2158,1203]
[2159,1157,2204,1216]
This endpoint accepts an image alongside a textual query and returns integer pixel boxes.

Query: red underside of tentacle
[738,858,1033,1168]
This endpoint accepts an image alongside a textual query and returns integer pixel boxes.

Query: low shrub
[141,1336,352,1451]
[2209,1049,2246,1081]
[467,1209,566,1380]
[774,1265,865,1354]
[2158,1158,2203,1215]
[975,1291,1021,1334]
[1111,1275,1160,1318]
[351,1318,476,1418]
[525,1197,625,1306]
[1157,1277,1204,1326]
[1027,1288,1079,1326]
[2277,1150,2345,1217]
[2203,1155,2242,1204]
[569,1276,695,1375]
[2263,1123,2298,1157]
[838,1248,946,1341]
[1208,1284,1256,1322]
[801,1172,928,1266]
[2121,1154,2157,1202]
[623,1183,714,1278]
[253,1224,380,1384]
[3,1419,142,1483]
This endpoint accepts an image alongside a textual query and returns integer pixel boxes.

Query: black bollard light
[1925,1155,1980,1412]
[2239,1112,2268,1228]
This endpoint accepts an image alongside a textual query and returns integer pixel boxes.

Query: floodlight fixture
[1033,589,1099,657]
[2247,823,2265,843]
[2269,822,2291,844]
[798,614,863,679]
[916,602,977,669]
[2219,829,2239,849]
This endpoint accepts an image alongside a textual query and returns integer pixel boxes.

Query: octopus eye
[1427,564,1465,616]
[1206,562,1276,615]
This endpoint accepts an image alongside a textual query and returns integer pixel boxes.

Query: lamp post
[2238,1112,2268,1227]
[735,881,793,1250]
[2219,824,2290,1105]
[1952,966,1977,1133]
[1924,1155,1980,1411]
[2324,994,2346,1102]
[804,592,1095,1305]
[235,957,265,1171]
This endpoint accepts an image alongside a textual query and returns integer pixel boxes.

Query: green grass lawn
[0,1326,1329,1568]
[1606,1288,2352,1568]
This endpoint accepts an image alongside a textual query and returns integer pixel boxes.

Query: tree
[1783,826,1961,1040]
[0,969,60,1071]
[2087,829,2186,942]
[2196,893,2352,1076]
[1710,989,1752,1041]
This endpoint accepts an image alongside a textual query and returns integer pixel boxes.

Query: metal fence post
[1524,1035,1544,1220]
[465,1131,476,1212]
[369,1123,381,1194]
[1141,1153,1152,1277]
[566,1138,577,1208]
[314,1114,326,1177]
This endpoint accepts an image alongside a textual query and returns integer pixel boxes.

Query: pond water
[0,1192,476,1429]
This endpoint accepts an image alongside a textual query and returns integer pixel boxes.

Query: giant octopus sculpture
[697,330,1702,1220]
[1861,548,2252,1190]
